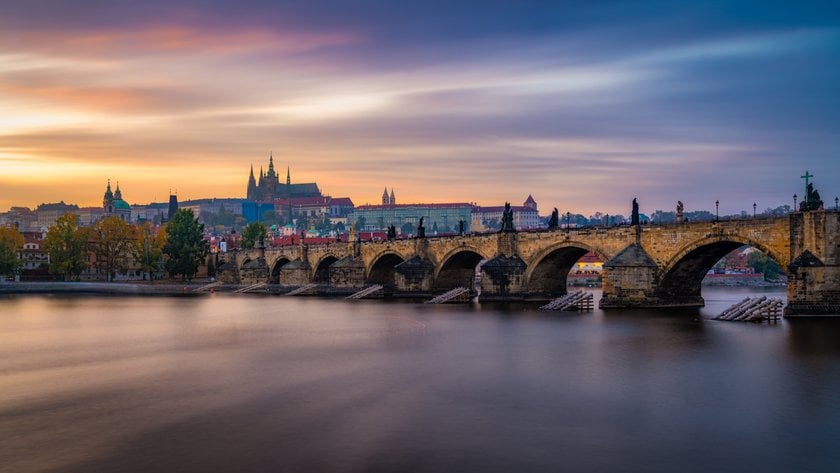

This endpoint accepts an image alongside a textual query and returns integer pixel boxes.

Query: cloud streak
[0,1,838,215]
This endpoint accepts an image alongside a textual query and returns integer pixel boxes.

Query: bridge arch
[433,246,490,290]
[657,235,786,303]
[525,242,609,295]
[239,257,253,272]
[366,252,406,288]
[269,257,291,284]
[313,255,340,283]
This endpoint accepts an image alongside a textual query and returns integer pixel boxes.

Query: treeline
[0,209,209,282]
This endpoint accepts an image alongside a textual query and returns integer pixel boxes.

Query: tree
[241,222,267,249]
[400,222,414,236]
[748,251,784,281]
[44,214,88,281]
[0,225,24,279]
[164,209,210,281]
[318,216,332,232]
[90,217,136,281]
[133,221,166,280]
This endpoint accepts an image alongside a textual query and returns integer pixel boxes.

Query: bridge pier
[480,255,527,297]
[278,259,312,286]
[786,211,840,315]
[600,243,672,308]
[329,257,367,288]
[394,256,435,292]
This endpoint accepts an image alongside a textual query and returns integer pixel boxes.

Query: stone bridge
[217,209,840,315]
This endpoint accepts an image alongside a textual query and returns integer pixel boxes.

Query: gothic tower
[382,187,389,205]
[247,164,257,200]
[390,188,396,205]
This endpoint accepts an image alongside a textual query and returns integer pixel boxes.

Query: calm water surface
[1,288,839,472]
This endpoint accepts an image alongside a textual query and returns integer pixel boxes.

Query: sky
[1,1,838,216]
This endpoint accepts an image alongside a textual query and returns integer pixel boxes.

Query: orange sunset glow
[1,2,838,215]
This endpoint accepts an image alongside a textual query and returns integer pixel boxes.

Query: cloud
[0,1,838,214]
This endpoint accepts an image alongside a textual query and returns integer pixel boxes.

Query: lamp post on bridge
[753,202,757,218]
[715,200,719,222]
[566,212,571,235]
[793,194,797,212]
[835,196,838,211]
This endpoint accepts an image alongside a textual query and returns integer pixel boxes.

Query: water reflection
[0,289,839,472]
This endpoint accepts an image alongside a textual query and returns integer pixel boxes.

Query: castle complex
[246,154,321,201]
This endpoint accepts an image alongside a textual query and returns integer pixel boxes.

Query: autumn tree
[164,209,210,281]
[133,221,166,280]
[43,214,89,281]
[89,217,136,282]
[241,222,267,249]
[0,225,24,279]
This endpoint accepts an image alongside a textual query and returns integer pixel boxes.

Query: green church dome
[114,199,130,210]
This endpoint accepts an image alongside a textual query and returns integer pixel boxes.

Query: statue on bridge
[459,219,465,235]
[799,183,824,212]
[676,201,684,223]
[500,202,515,233]
[631,198,640,226]
[387,224,397,241]
[416,217,426,239]
[548,208,559,230]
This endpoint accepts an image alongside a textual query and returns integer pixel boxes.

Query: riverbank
[0,281,213,295]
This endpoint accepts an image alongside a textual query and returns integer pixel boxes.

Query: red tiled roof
[330,197,354,206]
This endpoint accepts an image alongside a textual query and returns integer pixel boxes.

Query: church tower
[103,180,114,214]
[382,187,389,205]
[390,188,396,205]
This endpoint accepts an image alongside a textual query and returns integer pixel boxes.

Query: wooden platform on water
[539,290,594,312]
[714,296,783,322]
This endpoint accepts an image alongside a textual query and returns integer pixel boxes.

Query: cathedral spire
[266,152,277,178]
[382,187,389,205]
[247,164,257,200]
[114,181,122,200]
[286,166,291,185]
[390,188,396,205]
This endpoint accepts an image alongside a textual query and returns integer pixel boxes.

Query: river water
[1,287,839,473]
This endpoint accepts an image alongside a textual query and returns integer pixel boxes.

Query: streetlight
[715,200,719,222]
[566,212,571,234]
[835,196,838,211]
[753,202,757,218]
[793,194,797,211]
